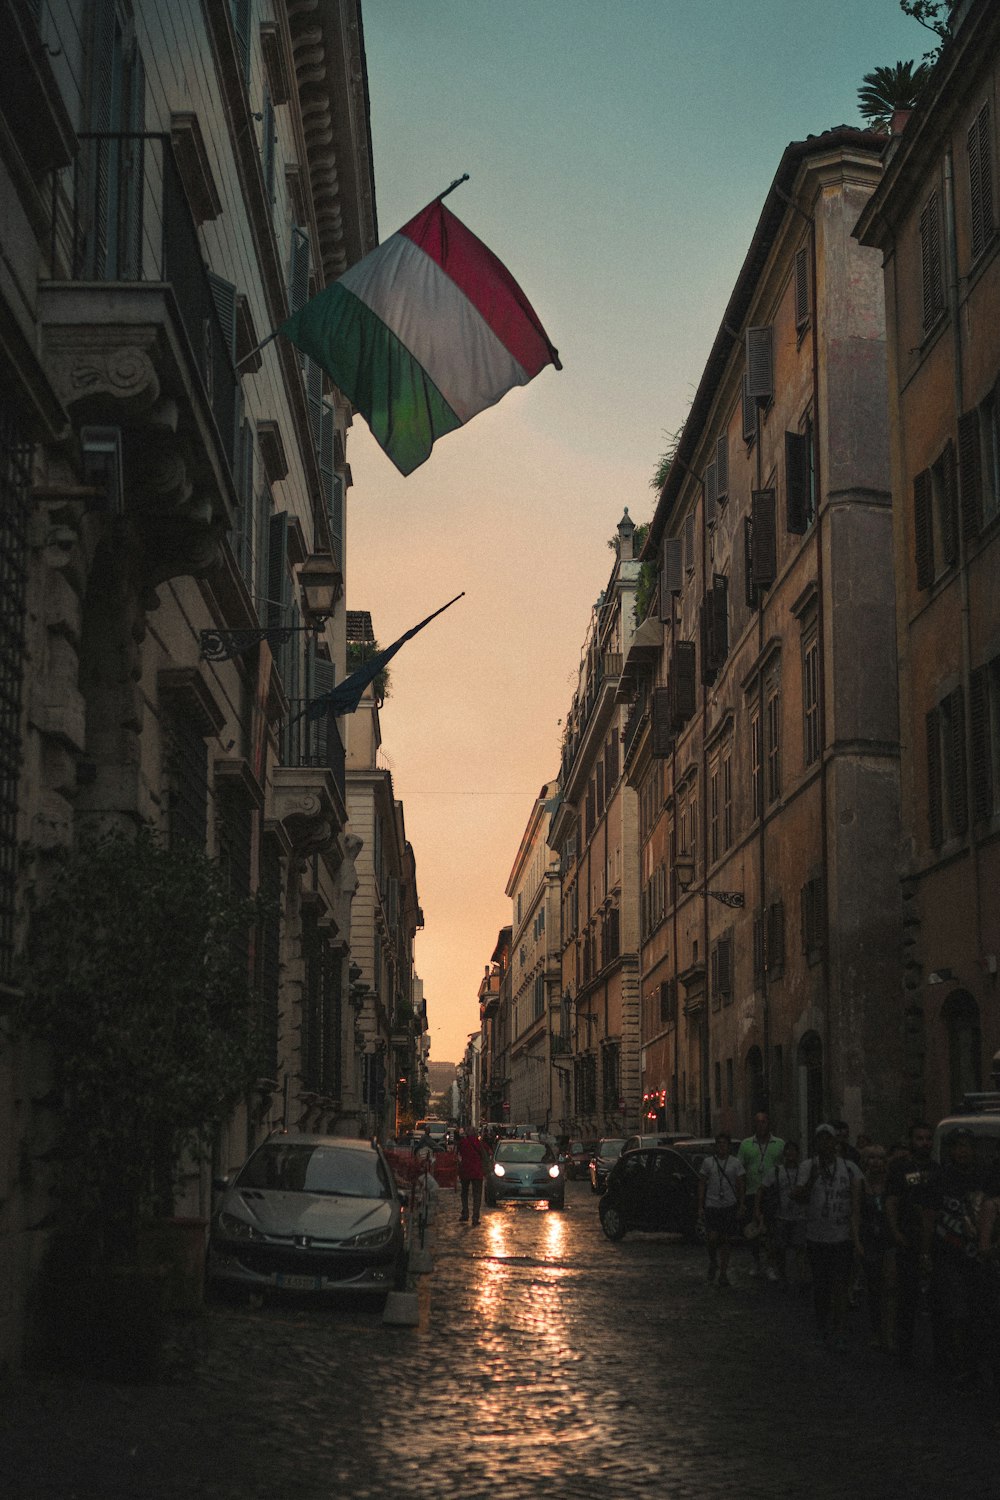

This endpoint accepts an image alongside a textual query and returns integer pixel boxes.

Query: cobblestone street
[1,1180,996,1500]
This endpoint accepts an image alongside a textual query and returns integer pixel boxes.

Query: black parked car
[598,1142,711,1241]
[589,1137,626,1194]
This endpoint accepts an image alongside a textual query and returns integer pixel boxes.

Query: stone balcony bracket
[271,765,344,858]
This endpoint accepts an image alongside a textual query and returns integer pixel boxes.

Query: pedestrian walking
[794,1123,863,1348]
[928,1127,988,1387]
[758,1140,808,1289]
[697,1132,746,1288]
[832,1120,862,1167]
[737,1111,784,1279]
[884,1120,940,1370]
[456,1125,488,1226]
[859,1144,892,1349]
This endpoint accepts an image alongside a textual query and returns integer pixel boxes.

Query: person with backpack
[697,1132,746,1288]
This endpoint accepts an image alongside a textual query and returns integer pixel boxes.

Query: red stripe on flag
[398,200,560,378]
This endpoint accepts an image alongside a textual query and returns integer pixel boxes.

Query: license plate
[276,1273,321,1290]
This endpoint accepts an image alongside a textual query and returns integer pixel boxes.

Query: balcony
[39,134,238,584]
[272,704,347,857]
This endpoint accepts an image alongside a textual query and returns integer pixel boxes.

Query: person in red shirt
[456,1126,488,1225]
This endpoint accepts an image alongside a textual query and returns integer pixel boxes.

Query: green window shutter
[267,511,289,631]
[651,688,672,758]
[968,103,994,262]
[746,326,773,405]
[926,708,943,847]
[794,246,810,329]
[262,86,276,203]
[716,434,729,501]
[750,488,777,591]
[231,0,252,83]
[290,226,311,314]
[940,439,959,568]
[920,191,944,329]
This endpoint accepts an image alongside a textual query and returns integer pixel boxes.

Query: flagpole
[437,173,470,202]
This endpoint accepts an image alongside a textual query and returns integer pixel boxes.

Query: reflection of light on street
[544,1211,566,1258]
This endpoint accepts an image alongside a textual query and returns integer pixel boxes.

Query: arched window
[942,990,981,1105]
[797,1032,823,1148]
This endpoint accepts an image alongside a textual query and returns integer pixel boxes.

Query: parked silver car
[208,1134,405,1297]
[484,1139,565,1209]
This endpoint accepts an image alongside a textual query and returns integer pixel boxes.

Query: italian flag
[280,197,561,476]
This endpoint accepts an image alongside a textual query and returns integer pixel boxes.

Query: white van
[932,1094,1000,1173]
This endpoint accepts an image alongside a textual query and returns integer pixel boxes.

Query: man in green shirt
[738,1111,784,1279]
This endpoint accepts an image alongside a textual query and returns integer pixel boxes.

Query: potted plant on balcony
[16,826,266,1378]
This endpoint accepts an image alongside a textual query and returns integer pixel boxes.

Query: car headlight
[493,1163,506,1177]
[342,1225,394,1249]
[218,1211,262,1240]
[548,1165,562,1179]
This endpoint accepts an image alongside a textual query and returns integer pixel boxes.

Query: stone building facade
[506,783,564,1130]
[628,128,903,1146]
[0,0,375,1372]
[549,512,642,1141]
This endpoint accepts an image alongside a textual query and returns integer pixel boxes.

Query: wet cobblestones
[1,1179,997,1498]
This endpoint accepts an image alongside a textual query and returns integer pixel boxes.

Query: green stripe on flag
[282,284,462,475]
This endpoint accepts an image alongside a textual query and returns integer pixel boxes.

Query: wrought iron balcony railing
[281,702,346,804]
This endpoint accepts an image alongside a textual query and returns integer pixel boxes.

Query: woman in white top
[793,1123,863,1345]
[697,1132,746,1288]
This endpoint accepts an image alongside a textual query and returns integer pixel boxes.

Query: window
[749,489,778,594]
[700,574,729,685]
[710,764,720,863]
[742,372,756,445]
[968,102,995,263]
[726,1058,734,1107]
[716,433,729,505]
[926,688,969,845]
[230,0,252,82]
[746,325,774,406]
[714,1061,722,1109]
[959,385,1000,539]
[261,85,276,203]
[786,422,815,533]
[667,640,697,731]
[766,688,781,804]
[772,1044,784,1102]
[750,711,762,821]
[711,932,733,1008]
[533,973,545,1020]
[766,900,786,979]
[914,441,958,588]
[722,750,733,849]
[801,874,825,963]
[659,979,677,1025]
[920,189,945,331]
[752,912,765,990]
[684,512,696,574]
[794,245,810,331]
[803,635,821,766]
[970,656,1000,822]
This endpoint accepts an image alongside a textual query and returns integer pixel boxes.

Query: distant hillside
[427,1060,456,1093]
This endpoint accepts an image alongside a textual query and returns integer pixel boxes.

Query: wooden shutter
[948,687,969,836]
[319,399,337,533]
[290,226,311,314]
[660,537,683,607]
[746,326,774,404]
[926,707,943,846]
[704,461,717,526]
[940,439,959,568]
[914,469,934,589]
[305,358,324,451]
[232,0,251,82]
[750,489,777,590]
[699,594,713,686]
[920,191,944,329]
[752,913,765,988]
[970,666,992,823]
[785,430,810,534]
[968,103,994,262]
[311,653,337,769]
[711,575,728,665]
[669,641,697,731]
[207,272,238,463]
[651,687,672,757]
[262,86,276,203]
[716,435,729,502]
[794,246,810,329]
[743,515,757,610]
[234,419,255,581]
[121,45,145,279]
[958,408,982,542]
[741,372,756,443]
[684,512,696,573]
[267,511,289,630]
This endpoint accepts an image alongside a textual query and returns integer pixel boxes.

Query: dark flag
[306,593,465,719]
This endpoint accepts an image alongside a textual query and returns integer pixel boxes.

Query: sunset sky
[346,1,930,1066]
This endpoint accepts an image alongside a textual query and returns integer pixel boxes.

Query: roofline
[644,127,887,555]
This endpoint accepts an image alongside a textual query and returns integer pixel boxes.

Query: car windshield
[494,1142,554,1164]
[598,1139,625,1159]
[237,1142,392,1199]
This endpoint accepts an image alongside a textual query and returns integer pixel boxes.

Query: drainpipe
[943,145,982,968]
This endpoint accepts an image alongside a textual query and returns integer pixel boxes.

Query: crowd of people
[695,1111,1000,1389]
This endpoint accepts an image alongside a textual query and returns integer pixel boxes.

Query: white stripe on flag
[339,233,531,423]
